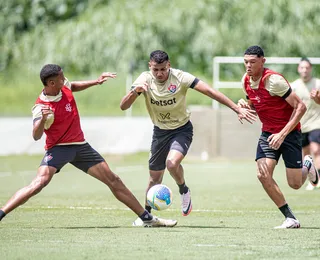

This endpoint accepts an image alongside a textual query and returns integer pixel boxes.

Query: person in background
[120,50,257,226]
[238,46,319,229]
[291,58,320,190]
[0,64,177,228]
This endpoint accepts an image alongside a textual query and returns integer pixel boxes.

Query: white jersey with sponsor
[291,77,320,133]
[132,68,197,130]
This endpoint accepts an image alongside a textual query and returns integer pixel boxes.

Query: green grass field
[0,153,319,260]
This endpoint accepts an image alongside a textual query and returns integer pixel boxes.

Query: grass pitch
[0,153,319,260]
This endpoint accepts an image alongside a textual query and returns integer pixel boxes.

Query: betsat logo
[150,97,176,106]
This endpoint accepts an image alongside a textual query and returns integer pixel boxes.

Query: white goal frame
[212,56,320,109]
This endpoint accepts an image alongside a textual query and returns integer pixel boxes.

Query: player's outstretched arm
[71,72,117,92]
[120,83,148,110]
[194,80,257,124]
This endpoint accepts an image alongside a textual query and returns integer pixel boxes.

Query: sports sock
[139,210,153,221]
[0,210,6,221]
[178,182,189,195]
[145,205,152,213]
[279,204,296,220]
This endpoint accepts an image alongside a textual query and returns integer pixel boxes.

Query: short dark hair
[40,64,62,86]
[300,57,312,66]
[150,50,169,64]
[244,45,264,57]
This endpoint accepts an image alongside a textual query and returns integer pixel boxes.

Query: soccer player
[238,46,319,229]
[119,50,257,226]
[291,58,320,191]
[0,64,177,227]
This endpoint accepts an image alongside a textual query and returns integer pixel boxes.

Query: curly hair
[40,64,62,86]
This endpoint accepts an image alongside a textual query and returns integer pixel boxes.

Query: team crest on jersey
[252,96,261,103]
[168,84,177,93]
[44,153,53,163]
[65,103,72,112]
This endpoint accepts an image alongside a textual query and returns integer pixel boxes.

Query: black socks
[279,204,296,219]
[0,210,6,221]
[145,205,152,213]
[178,182,189,195]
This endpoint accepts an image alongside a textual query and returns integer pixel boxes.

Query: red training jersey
[35,86,85,150]
[243,68,300,133]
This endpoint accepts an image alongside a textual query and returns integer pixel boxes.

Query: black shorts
[40,143,105,173]
[256,130,302,169]
[301,129,320,147]
[149,121,193,171]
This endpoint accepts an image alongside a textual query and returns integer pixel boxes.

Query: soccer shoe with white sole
[274,218,300,229]
[180,189,192,216]
[132,217,144,226]
[305,181,315,191]
[303,155,319,186]
[143,217,177,228]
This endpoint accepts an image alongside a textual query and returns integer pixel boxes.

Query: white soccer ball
[147,184,173,211]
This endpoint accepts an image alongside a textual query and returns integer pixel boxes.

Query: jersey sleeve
[32,104,43,121]
[131,72,149,90]
[241,74,248,96]
[31,104,54,130]
[64,77,72,89]
[267,74,290,97]
[181,71,197,89]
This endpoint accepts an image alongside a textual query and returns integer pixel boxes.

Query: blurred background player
[0,64,177,228]
[238,46,319,229]
[120,50,257,226]
[291,58,320,190]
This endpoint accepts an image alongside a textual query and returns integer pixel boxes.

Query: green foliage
[0,0,319,115]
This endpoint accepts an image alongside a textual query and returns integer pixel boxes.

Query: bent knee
[166,159,179,172]
[287,181,302,190]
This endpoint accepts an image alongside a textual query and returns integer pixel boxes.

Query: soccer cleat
[132,217,144,226]
[180,189,192,216]
[274,217,300,229]
[305,182,315,191]
[303,155,319,186]
[143,217,177,228]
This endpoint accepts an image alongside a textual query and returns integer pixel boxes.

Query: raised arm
[194,80,257,123]
[71,72,116,92]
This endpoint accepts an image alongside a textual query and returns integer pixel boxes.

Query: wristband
[131,89,140,95]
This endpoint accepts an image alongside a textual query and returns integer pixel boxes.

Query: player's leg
[73,143,177,227]
[256,131,299,228]
[301,132,315,190]
[308,130,320,188]
[166,146,192,216]
[0,146,72,221]
[282,130,318,189]
[0,166,56,221]
[256,158,300,228]
[165,121,193,216]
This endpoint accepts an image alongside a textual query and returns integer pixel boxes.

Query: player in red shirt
[238,46,319,229]
[0,64,176,227]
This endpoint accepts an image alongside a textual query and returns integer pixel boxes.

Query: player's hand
[237,107,257,124]
[237,98,251,109]
[41,105,52,121]
[267,133,285,150]
[97,72,117,84]
[134,82,149,93]
[310,89,319,100]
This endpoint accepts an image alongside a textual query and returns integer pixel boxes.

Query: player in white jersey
[291,58,320,190]
[120,50,257,226]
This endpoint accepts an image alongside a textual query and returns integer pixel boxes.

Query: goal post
[212,56,320,109]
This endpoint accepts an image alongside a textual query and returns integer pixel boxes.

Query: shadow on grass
[50,225,242,229]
